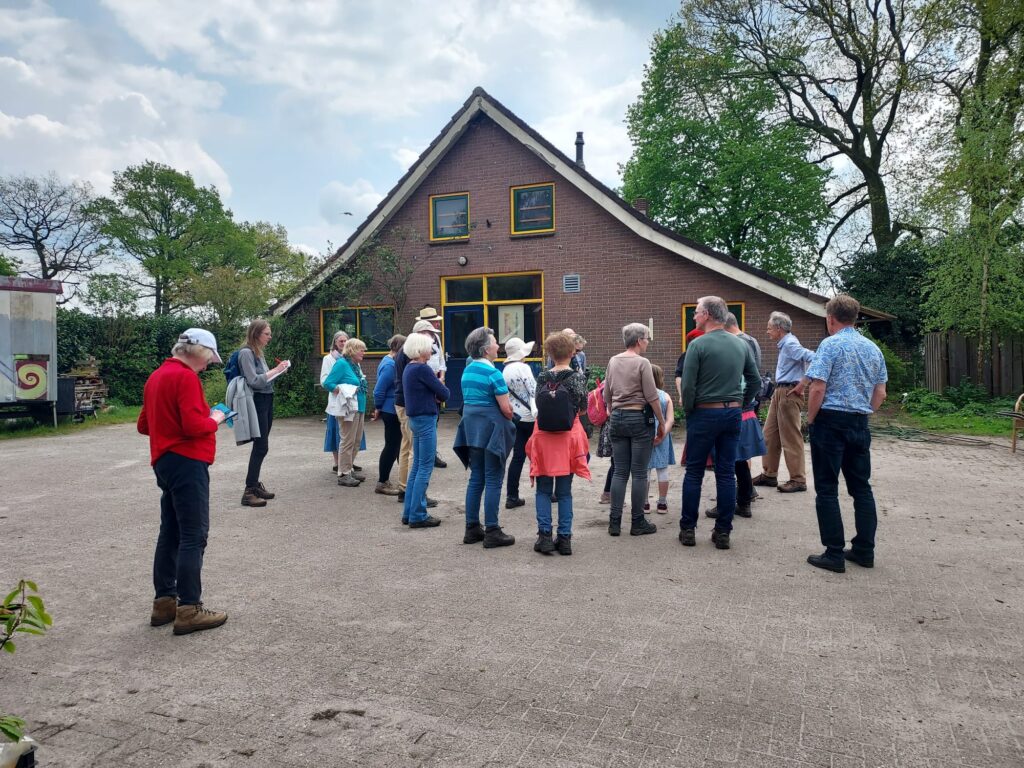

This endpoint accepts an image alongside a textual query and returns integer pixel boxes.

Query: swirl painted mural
[16,357,48,400]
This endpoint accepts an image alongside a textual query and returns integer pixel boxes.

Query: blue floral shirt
[806,327,887,413]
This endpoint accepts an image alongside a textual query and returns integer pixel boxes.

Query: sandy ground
[1,415,1023,768]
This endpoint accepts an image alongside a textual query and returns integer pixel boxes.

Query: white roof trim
[277,94,826,319]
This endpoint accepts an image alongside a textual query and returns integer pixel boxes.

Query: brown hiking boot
[173,603,228,635]
[241,488,267,507]
[150,596,177,627]
[778,480,807,493]
[375,481,401,496]
[252,482,275,500]
[752,474,777,487]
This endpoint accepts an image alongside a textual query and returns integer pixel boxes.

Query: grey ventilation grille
[562,274,581,293]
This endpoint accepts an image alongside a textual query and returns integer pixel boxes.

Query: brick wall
[290,115,827,391]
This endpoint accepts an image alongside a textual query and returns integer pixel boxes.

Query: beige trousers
[338,413,365,476]
[395,405,413,491]
[761,387,806,483]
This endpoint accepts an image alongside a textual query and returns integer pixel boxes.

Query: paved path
[2,416,1023,767]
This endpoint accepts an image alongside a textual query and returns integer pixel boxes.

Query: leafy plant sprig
[1,580,53,743]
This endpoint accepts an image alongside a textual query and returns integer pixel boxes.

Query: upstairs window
[510,183,555,235]
[319,306,395,355]
[430,193,470,241]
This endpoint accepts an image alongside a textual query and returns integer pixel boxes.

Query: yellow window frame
[429,192,470,242]
[440,271,545,362]
[510,182,556,235]
[681,302,746,350]
[319,305,395,356]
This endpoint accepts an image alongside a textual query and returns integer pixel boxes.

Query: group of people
[137,293,887,635]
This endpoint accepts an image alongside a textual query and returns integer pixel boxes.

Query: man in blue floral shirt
[804,295,887,573]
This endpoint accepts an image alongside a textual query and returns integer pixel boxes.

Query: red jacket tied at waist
[525,416,591,480]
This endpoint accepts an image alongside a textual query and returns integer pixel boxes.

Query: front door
[443,306,484,410]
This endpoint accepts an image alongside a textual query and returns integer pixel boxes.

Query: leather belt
[776,381,799,387]
[695,401,741,409]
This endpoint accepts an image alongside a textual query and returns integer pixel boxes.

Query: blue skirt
[324,415,366,452]
[735,411,767,462]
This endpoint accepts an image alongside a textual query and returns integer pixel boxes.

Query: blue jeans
[403,414,437,524]
[810,409,876,559]
[609,409,655,522]
[153,452,210,605]
[535,475,574,536]
[465,446,505,529]
[681,407,741,532]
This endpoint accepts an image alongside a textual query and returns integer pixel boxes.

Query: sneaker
[426,497,438,509]
[752,474,778,487]
[483,526,515,548]
[252,482,275,500]
[843,549,875,568]
[554,535,572,556]
[401,517,409,526]
[337,474,361,487]
[778,480,807,493]
[331,465,338,473]
[599,492,611,505]
[807,553,845,573]
[656,502,668,514]
[750,490,761,502]
[241,488,267,507]
[352,464,362,472]
[711,529,731,549]
[735,502,752,518]
[630,519,657,536]
[150,596,176,627]
[679,528,696,546]
[434,454,447,469]
[375,481,401,496]
[608,517,621,537]
[409,515,441,528]
[463,524,486,544]
[705,505,719,519]
[351,471,367,482]
[173,603,227,635]
[505,497,526,509]
[396,491,406,502]
[534,531,555,554]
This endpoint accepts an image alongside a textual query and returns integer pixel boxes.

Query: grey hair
[724,312,739,329]
[171,342,213,362]
[403,333,433,360]
[465,326,496,359]
[331,330,349,350]
[768,311,793,333]
[622,323,649,348]
[698,296,728,324]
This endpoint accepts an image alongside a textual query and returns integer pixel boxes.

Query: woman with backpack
[238,319,290,507]
[501,337,537,510]
[526,331,590,556]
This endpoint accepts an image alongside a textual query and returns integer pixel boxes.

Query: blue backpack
[223,349,242,384]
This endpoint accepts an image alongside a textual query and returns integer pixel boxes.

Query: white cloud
[318,178,384,224]
[391,147,421,172]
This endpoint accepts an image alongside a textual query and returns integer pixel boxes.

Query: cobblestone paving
[2,417,1023,767]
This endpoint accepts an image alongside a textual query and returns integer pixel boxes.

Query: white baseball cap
[178,328,223,363]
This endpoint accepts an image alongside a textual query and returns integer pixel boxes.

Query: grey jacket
[226,376,261,445]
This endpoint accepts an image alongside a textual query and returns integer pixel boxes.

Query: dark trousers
[609,410,654,523]
[681,407,741,532]
[506,419,535,500]
[810,409,877,558]
[245,392,273,488]
[736,460,753,504]
[604,458,615,494]
[153,452,210,605]
[378,411,402,483]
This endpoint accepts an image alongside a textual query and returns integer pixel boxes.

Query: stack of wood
[68,357,109,412]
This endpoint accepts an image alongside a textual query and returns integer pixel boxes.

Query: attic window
[430,193,470,241]
[510,183,555,235]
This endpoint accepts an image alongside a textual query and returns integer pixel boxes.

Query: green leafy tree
[0,252,16,276]
[838,241,930,346]
[622,21,831,282]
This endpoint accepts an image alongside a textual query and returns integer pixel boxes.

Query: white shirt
[502,360,536,422]
[320,354,344,416]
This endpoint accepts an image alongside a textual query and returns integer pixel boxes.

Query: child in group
[646,364,675,514]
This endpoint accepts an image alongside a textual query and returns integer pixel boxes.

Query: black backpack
[535,378,575,432]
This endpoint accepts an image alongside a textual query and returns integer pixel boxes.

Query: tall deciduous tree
[0,173,106,300]
[622,21,830,282]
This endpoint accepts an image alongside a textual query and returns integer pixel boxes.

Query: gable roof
[274,86,834,317]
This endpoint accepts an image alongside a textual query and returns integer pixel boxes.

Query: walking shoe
[173,603,227,635]
[396,491,406,502]
[735,502,752,518]
[534,531,556,554]
[679,528,696,546]
[751,490,761,502]
[705,505,719,519]
[351,471,367,482]
[353,464,362,472]
[483,526,515,548]
[643,501,650,512]
[241,488,267,507]
[401,517,409,525]
[630,519,657,536]
[843,549,875,568]
[150,596,176,627]
[752,474,778,487]
[505,497,526,509]
[426,497,438,508]
[375,481,401,496]
[337,474,361,487]
[807,553,845,573]
[252,482,275,500]
[554,534,573,556]
[599,492,611,505]
[711,529,731,549]
[463,524,486,544]
[656,502,668,514]
[331,465,338,473]
[778,480,807,493]
[434,454,447,469]
[608,516,621,537]
[409,515,441,528]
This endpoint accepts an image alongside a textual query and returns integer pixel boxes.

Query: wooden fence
[925,332,1024,396]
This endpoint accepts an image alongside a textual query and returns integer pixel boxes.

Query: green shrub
[267,314,324,417]
[201,370,227,406]
[860,328,911,393]
[944,377,990,408]
[903,388,958,415]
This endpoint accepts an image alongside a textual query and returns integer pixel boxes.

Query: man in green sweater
[679,296,762,550]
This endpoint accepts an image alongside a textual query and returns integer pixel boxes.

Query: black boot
[534,530,555,554]
[554,534,573,556]
[463,524,485,544]
[608,515,621,537]
[483,526,515,548]
[630,517,657,536]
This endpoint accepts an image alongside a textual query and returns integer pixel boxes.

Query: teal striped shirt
[461,359,508,406]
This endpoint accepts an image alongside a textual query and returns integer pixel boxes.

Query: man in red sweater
[138,329,228,635]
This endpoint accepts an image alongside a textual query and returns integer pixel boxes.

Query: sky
[0,0,680,257]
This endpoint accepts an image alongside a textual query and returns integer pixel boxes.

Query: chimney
[575,131,585,169]
[633,198,649,216]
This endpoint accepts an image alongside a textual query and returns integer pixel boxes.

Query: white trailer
[0,277,62,426]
